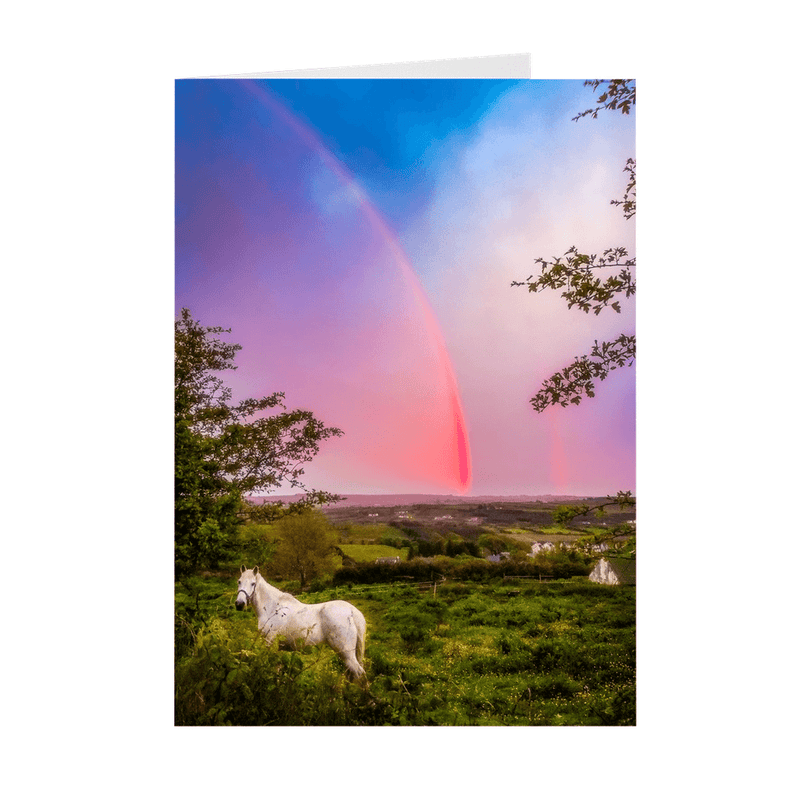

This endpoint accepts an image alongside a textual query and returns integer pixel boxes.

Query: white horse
[235,566,367,682]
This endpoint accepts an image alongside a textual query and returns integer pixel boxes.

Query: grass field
[175,574,635,726]
[339,543,410,562]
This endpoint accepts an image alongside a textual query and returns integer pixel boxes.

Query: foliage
[552,491,635,526]
[576,526,636,559]
[330,552,590,585]
[477,532,512,555]
[380,532,410,549]
[407,535,480,559]
[331,557,438,586]
[174,309,342,575]
[611,157,636,220]
[529,334,635,412]
[445,536,479,558]
[572,79,636,121]
[236,523,279,568]
[175,617,394,726]
[512,79,636,411]
[175,410,240,575]
[527,545,593,579]
[267,510,340,590]
[552,491,636,555]
[516,245,635,316]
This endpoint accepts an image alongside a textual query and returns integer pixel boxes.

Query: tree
[267,510,340,590]
[513,79,636,411]
[175,309,343,575]
[478,532,511,556]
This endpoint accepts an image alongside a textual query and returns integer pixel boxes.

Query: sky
[176,78,635,497]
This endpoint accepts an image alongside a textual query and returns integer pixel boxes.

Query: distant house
[588,557,636,586]
[487,552,511,563]
[375,556,401,566]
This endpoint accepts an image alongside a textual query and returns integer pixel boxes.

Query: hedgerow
[330,551,591,586]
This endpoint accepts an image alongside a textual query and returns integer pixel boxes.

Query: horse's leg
[335,645,366,684]
[324,606,368,684]
[345,613,368,685]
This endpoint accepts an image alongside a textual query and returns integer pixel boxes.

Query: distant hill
[246,493,587,508]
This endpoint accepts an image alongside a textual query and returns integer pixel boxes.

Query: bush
[331,557,444,585]
[449,559,495,582]
[175,618,394,726]
[529,546,592,579]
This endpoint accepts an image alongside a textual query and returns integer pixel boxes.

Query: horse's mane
[256,573,298,605]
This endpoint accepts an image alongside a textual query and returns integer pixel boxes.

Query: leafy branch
[611,158,636,220]
[572,79,636,121]
[530,334,635,412]
[553,491,636,557]
[576,525,636,558]
[511,245,635,315]
[243,490,343,524]
[552,490,635,526]
[515,79,636,412]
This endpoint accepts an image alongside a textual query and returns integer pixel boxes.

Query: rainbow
[241,80,471,491]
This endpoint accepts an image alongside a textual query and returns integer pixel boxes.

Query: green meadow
[175,573,634,726]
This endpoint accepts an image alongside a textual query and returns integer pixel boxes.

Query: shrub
[449,559,494,582]
[529,546,592,579]
[174,618,394,726]
[331,557,445,585]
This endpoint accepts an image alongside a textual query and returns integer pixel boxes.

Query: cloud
[404,82,636,495]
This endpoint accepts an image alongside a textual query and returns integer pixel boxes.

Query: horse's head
[235,565,260,610]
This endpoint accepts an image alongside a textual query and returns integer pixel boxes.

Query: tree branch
[610,158,636,220]
[572,79,636,121]
[512,246,635,315]
[530,334,635,412]
[552,491,635,525]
